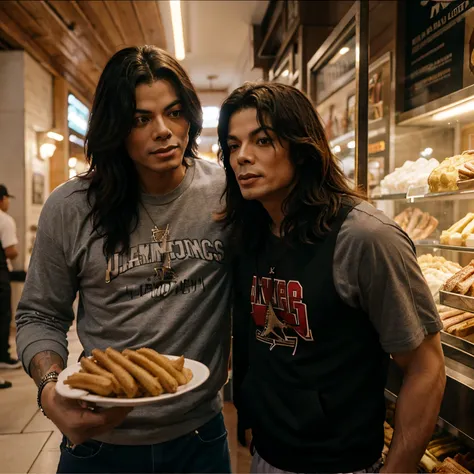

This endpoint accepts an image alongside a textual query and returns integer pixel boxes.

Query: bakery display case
[374,148,474,467]
[365,0,474,463]
[383,400,474,473]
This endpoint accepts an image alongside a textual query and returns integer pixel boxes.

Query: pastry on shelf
[380,158,439,195]
[434,457,472,474]
[418,254,461,303]
[454,452,474,473]
[428,151,474,193]
[394,208,438,240]
[419,452,439,473]
[466,235,474,247]
[440,309,474,335]
[440,213,474,247]
[418,254,462,274]
[440,261,474,337]
[442,260,474,295]
[458,161,474,182]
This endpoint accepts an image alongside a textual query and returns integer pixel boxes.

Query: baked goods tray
[457,179,474,191]
[415,241,474,253]
[441,331,474,362]
[369,193,406,201]
[440,290,474,313]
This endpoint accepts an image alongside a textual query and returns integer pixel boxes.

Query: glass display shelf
[370,187,474,203]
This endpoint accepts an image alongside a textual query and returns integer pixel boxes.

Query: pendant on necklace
[152,226,164,243]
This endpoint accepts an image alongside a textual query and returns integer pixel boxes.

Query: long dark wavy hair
[217,82,362,249]
[82,45,202,256]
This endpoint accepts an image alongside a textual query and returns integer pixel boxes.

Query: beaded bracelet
[37,371,59,417]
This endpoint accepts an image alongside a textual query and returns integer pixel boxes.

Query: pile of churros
[64,348,193,398]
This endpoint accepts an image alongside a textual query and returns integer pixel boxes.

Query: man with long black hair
[16,46,231,473]
[218,83,446,473]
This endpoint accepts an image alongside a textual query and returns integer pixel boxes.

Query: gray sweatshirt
[16,158,232,445]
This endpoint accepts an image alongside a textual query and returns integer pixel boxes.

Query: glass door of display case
[306,1,369,191]
[270,51,294,86]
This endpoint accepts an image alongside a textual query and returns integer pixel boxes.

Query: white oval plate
[56,355,210,407]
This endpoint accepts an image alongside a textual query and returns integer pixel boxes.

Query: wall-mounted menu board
[404,0,474,112]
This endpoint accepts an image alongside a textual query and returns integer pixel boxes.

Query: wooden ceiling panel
[47,1,112,60]
[73,1,123,53]
[19,2,86,63]
[21,1,104,73]
[51,51,98,92]
[0,0,169,103]
[0,1,44,39]
[104,1,145,47]
[0,4,58,76]
[132,0,167,49]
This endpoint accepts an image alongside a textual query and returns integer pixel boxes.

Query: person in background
[217,82,446,474]
[0,184,20,377]
[16,46,231,473]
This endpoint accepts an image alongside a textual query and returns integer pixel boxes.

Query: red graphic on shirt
[250,276,313,354]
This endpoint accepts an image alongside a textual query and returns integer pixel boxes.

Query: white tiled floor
[0,326,83,474]
[0,325,251,474]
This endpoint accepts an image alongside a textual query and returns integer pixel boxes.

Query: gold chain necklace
[140,202,164,243]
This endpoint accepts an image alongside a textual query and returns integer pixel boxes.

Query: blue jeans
[57,413,231,473]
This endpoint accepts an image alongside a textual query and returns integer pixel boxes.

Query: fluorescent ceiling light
[47,131,64,142]
[347,140,356,149]
[170,0,185,61]
[281,69,290,78]
[202,106,220,129]
[68,157,77,168]
[339,46,350,55]
[333,145,341,153]
[433,99,474,121]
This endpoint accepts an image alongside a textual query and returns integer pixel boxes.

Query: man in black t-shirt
[217,83,445,473]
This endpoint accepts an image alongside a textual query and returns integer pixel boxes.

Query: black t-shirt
[232,202,389,473]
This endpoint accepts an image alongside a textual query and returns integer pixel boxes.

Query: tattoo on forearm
[30,351,65,386]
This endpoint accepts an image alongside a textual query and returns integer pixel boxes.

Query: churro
[123,349,178,393]
[106,347,164,397]
[80,356,122,394]
[92,349,139,398]
[65,372,114,396]
[137,348,187,385]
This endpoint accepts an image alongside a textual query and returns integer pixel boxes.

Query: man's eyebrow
[227,126,275,141]
[134,100,182,114]
[164,99,182,111]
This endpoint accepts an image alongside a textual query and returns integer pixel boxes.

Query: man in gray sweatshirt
[16,46,232,473]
